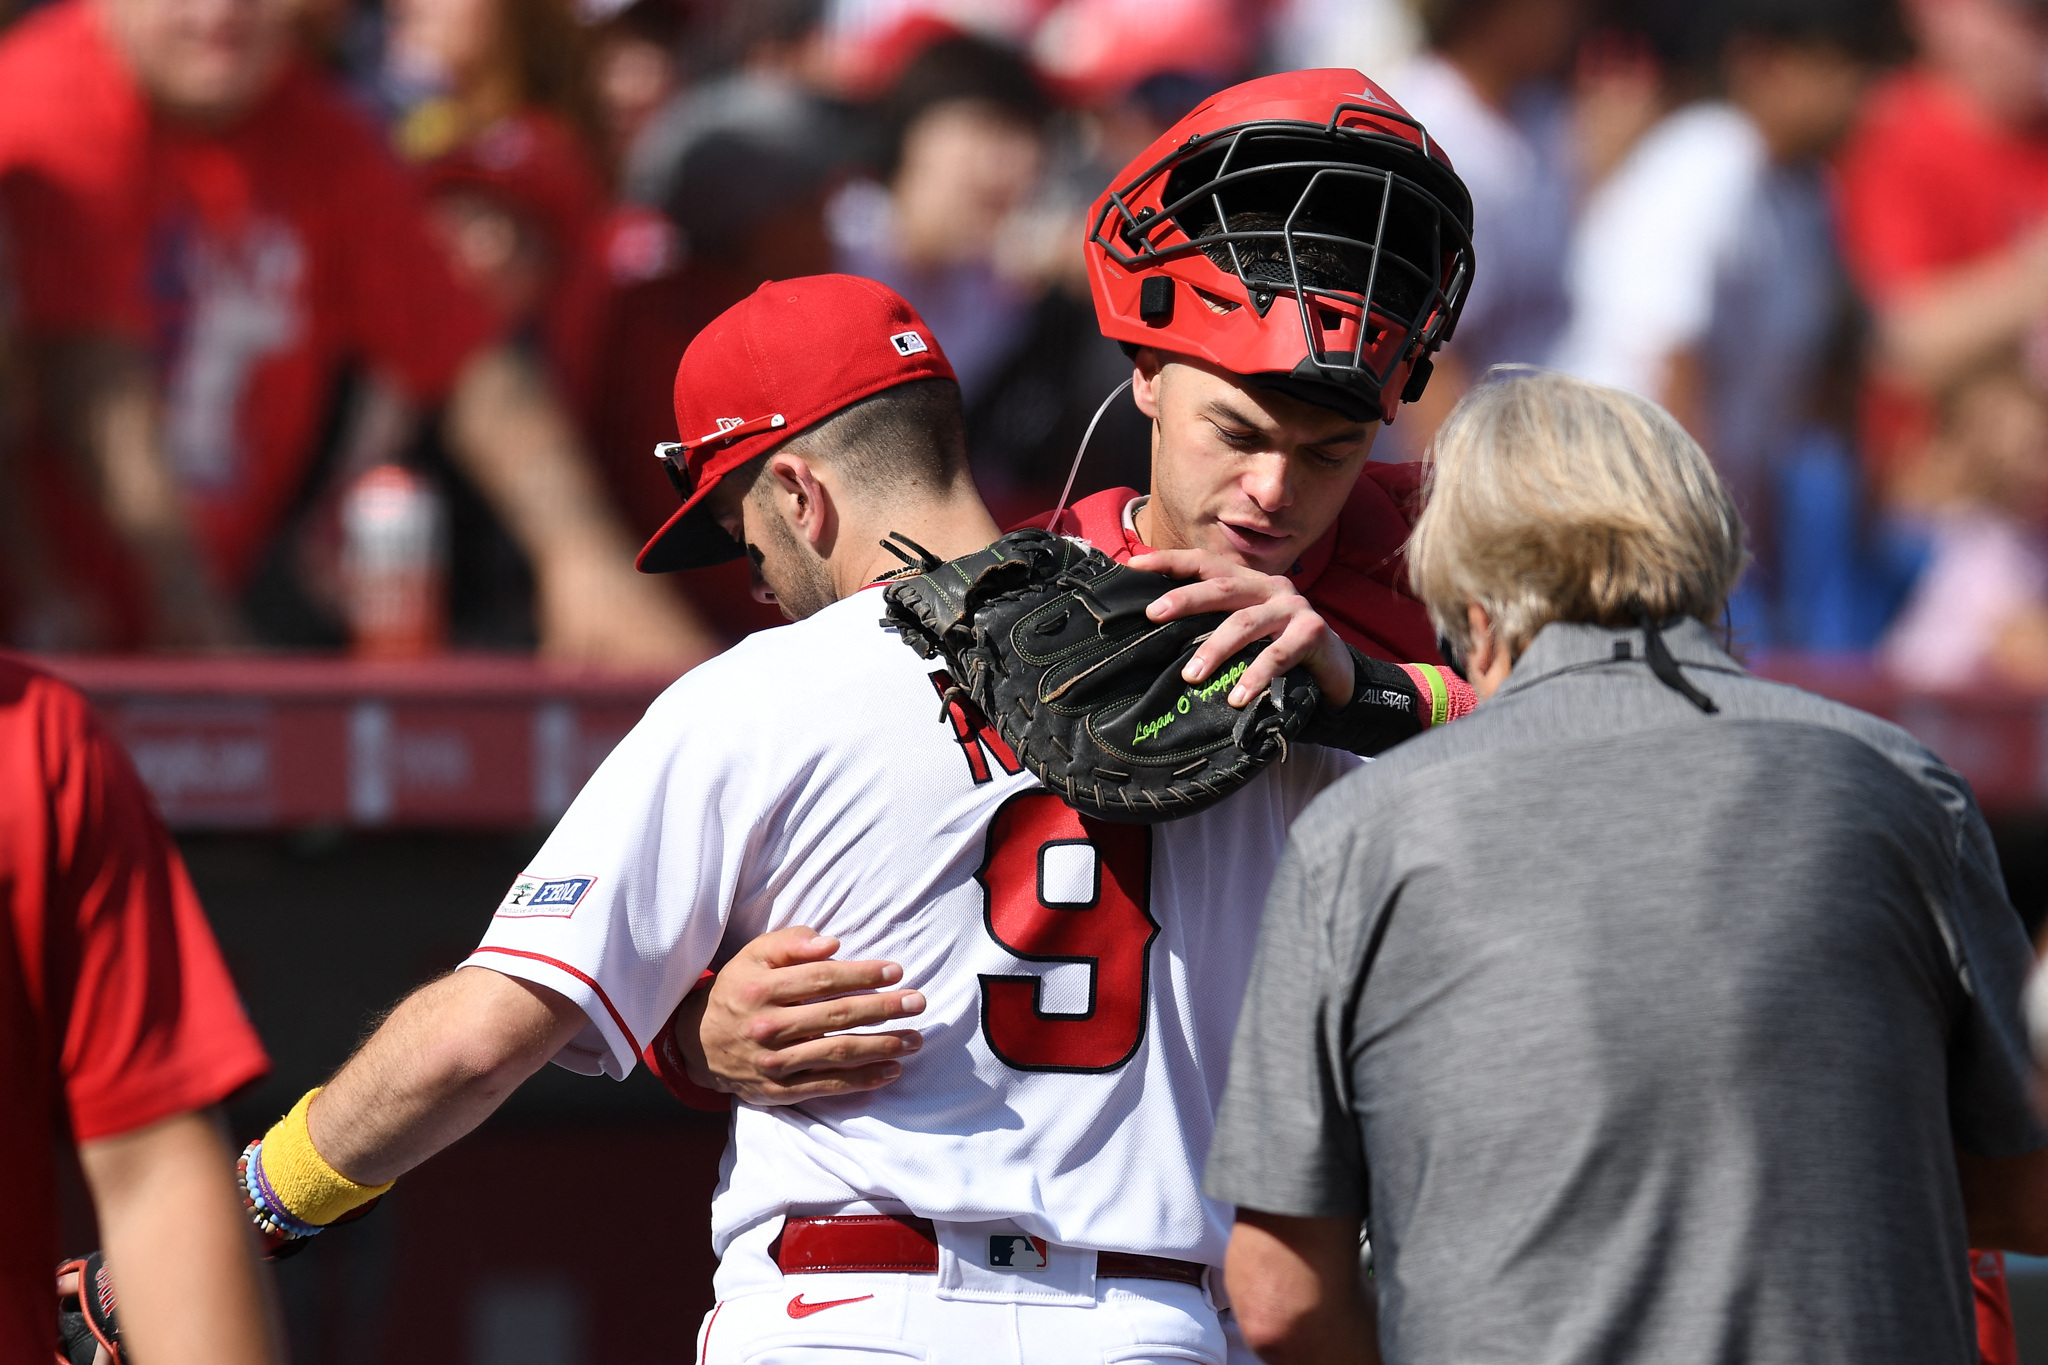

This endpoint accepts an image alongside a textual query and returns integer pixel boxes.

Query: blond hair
[1409,369,1746,662]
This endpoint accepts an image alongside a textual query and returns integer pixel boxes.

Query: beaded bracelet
[238,1139,323,1243]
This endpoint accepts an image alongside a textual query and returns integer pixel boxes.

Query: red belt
[771,1215,1206,1289]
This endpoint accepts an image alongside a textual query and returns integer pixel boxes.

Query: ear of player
[1084,67,1476,424]
[884,529,1473,822]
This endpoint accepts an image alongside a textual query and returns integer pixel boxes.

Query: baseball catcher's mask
[1086,68,1475,423]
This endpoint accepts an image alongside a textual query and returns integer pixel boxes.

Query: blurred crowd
[4,0,2048,684]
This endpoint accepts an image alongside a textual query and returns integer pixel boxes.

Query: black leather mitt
[56,1252,122,1365]
[884,528,1322,823]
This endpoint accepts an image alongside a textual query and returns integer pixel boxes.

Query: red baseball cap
[637,275,958,573]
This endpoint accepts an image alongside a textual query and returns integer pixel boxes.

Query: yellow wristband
[259,1088,394,1227]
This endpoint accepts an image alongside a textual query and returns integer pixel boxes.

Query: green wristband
[1413,663,1450,727]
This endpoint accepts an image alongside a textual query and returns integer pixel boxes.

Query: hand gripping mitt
[883,528,1320,822]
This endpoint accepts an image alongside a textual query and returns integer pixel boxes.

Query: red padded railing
[40,654,679,830]
[34,653,2048,827]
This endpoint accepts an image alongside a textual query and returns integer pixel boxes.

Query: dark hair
[721,0,825,53]
[776,378,969,500]
[1413,0,1502,51]
[880,36,1049,177]
[667,128,832,257]
[1699,0,1907,70]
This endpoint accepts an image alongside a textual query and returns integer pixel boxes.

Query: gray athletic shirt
[1205,618,2046,1365]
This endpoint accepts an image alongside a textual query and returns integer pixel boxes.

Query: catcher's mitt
[884,528,1321,822]
[56,1253,122,1365]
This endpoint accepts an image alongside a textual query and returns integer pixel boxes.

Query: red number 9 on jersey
[976,792,1158,1072]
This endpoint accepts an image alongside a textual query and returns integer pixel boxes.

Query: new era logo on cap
[890,330,929,356]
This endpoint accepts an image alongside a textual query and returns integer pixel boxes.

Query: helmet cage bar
[1090,116,1473,396]
[1323,101,1434,156]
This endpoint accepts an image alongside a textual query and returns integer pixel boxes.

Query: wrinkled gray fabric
[1206,618,2045,1365]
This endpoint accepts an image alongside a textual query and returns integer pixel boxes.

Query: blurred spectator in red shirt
[0,215,61,646]
[593,112,837,643]
[385,0,613,415]
[1837,0,2048,499]
[0,0,714,663]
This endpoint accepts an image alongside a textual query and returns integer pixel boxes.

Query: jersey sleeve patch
[496,873,598,918]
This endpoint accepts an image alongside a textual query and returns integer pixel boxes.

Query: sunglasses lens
[655,443,691,499]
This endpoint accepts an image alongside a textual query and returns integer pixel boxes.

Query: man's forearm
[307,966,588,1185]
[37,335,237,645]
[80,1109,279,1365]
[1225,1210,1379,1365]
[1877,227,2048,393]
[443,345,717,663]
[444,347,630,569]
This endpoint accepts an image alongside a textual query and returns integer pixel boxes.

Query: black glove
[56,1252,122,1365]
[884,528,1320,822]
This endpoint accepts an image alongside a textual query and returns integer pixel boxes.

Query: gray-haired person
[1203,369,2048,1364]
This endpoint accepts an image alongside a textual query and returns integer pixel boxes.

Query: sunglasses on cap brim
[654,410,788,499]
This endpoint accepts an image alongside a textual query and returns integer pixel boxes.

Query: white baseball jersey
[464,585,1357,1295]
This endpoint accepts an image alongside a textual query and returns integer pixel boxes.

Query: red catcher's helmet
[1085,68,1474,423]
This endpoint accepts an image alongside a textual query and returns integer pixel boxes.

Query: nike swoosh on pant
[786,1293,875,1319]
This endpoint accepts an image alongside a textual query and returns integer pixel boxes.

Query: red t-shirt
[1836,71,2048,478]
[1028,464,1444,666]
[0,654,268,1361]
[421,110,611,415]
[589,255,788,643]
[0,0,497,629]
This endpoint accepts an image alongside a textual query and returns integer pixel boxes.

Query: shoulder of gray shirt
[1296,617,1980,857]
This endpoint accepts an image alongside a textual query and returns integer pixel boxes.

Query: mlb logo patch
[889,330,929,357]
[497,874,597,919]
[987,1235,1049,1271]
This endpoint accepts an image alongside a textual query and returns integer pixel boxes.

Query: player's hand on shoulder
[682,927,926,1106]
[1130,549,1355,711]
